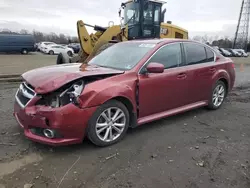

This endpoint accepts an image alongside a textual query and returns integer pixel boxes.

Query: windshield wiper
[96,64,126,71]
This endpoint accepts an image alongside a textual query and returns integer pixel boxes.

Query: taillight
[215,56,220,62]
[231,63,235,69]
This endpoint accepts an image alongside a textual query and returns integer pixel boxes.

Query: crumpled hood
[22,63,124,94]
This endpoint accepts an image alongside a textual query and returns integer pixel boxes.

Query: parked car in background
[0,34,35,54]
[43,44,74,56]
[234,49,249,57]
[219,48,232,57]
[14,39,235,147]
[38,42,56,52]
[34,43,39,51]
[227,49,241,57]
[68,43,81,53]
[212,47,223,56]
[212,46,219,50]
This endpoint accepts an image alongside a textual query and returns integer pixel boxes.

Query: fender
[79,82,137,113]
[212,68,231,89]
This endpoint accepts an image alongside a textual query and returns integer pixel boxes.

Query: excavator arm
[76,20,122,63]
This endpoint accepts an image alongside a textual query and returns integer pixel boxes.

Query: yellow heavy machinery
[59,0,188,64]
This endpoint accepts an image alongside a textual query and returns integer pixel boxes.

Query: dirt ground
[0,64,250,188]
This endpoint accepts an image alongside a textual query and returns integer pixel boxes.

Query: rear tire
[207,80,227,110]
[87,100,130,147]
[49,50,54,55]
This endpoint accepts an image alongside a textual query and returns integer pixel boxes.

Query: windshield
[124,2,140,25]
[88,42,156,70]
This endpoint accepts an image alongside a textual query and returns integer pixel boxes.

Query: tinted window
[154,5,161,24]
[143,3,153,24]
[184,43,207,65]
[205,47,214,62]
[148,43,182,69]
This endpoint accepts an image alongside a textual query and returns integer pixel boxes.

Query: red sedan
[13,39,236,147]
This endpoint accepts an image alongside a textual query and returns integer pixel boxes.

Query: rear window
[44,42,54,45]
[205,47,215,62]
[183,43,207,65]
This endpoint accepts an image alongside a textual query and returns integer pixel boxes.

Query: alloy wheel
[95,107,126,143]
[212,84,225,107]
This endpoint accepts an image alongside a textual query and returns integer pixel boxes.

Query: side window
[154,5,161,24]
[175,32,183,39]
[148,43,182,69]
[205,47,215,62]
[183,43,207,65]
[143,3,153,24]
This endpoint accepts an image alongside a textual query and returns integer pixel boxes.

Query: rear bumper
[13,100,98,146]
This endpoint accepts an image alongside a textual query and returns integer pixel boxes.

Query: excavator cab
[120,0,165,40]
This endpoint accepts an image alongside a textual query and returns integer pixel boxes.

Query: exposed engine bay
[35,74,115,108]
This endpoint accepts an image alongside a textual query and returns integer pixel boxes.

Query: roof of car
[122,38,192,45]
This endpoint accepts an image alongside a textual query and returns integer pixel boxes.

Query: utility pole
[233,0,250,51]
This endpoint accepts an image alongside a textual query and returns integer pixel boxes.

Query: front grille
[15,82,36,108]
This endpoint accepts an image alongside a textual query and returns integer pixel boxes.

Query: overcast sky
[0,0,241,38]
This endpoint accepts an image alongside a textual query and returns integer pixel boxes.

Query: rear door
[52,46,60,54]
[58,46,67,53]
[138,42,189,118]
[182,42,216,104]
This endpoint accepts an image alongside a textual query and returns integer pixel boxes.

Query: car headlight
[37,80,84,108]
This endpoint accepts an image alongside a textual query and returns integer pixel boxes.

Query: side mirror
[146,62,164,73]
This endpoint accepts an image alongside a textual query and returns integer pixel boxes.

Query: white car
[235,49,249,57]
[38,42,56,52]
[43,44,74,56]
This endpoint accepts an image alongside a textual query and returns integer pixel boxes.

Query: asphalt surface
[0,67,250,188]
[0,52,56,75]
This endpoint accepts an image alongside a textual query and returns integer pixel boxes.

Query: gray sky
[0,0,241,38]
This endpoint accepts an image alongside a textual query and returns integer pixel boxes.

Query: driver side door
[138,42,189,119]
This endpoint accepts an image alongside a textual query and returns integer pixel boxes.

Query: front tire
[67,51,73,57]
[207,80,227,110]
[49,50,54,55]
[87,100,130,147]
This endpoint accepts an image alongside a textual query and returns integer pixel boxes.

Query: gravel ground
[0,67,249,188]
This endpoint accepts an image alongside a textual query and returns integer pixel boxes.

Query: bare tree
[20,29,29,34]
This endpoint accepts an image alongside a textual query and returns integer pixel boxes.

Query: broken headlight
[39,80,84,108]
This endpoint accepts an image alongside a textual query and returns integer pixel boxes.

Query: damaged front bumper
[13,96,97,146]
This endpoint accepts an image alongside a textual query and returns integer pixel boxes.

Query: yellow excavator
[57,0,188,64]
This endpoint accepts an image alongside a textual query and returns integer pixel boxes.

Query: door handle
[177,73,187,79]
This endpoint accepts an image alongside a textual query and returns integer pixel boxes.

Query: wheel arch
[218,77,229,94]
[212,69,231,93]
[103,96,137,128]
